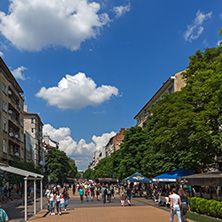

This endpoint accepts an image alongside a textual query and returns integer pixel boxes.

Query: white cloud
[113,3,131,18]
[36,72,119,110]
[0,51,3,57]
[11,66,27,80]
[217,40,222,46]
[0,0,111,51]
[184,10,212,42]
[43,123,116,170]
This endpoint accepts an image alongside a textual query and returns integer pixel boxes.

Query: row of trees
[84,31,222,180]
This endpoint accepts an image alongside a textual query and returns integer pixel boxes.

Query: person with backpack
[101,184,107,204]
[125,184,133,206]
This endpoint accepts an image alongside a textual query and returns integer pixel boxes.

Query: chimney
[24,105,28,112]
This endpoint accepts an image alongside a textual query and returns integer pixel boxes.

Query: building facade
[23,105,43,167]
[89,151,102,169]
[0,57,25,164]
[24,131,35,163]
[134,70,186,129]
[105,128,129,157]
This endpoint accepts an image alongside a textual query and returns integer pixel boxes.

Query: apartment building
[0,57,25,164]
[23,105,43,167]
[89,151,102,170]
[105,128,129,157]
[134,70,186,129]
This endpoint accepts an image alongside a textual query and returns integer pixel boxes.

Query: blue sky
[0,0,221,170]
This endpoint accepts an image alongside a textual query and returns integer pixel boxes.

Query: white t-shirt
[49,193,55,201]
[169,193,180,208]
[56,194,60,202]
[45,189,50,199]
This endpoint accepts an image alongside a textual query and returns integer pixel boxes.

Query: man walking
[101,184,107,204]
[169,188,181,222]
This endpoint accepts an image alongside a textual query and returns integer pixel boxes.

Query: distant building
[134,70,186,129]
[0,57,25,164]
[89,151,103,170]
[42,135,59,152]
[23,105,43,167]
[105,128,129,157]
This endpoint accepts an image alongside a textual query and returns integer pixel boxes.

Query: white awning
[0,164,44,178]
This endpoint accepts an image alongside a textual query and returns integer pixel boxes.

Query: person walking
[96,185,100,201]
[125,184,133,206]
[72,183,76,195]
[84,187,90,202]
[0,202,9,222]
[90,185,95,201]
[169,188,182,222]
[120,186,125,207]
[178,189,190,222]
[49,189,56,215]
[101,184,107,204]
[79,186,84,203]
[107,186,112,203]
[55,190,62,215]
[63,188,69,211]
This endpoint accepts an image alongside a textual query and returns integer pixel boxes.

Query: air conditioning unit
[8,110,13,114]
[8,90,12,95]
[9,132,14,137]
[15,134,19,139]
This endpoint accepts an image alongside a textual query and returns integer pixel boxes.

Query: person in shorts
[125,184,133,206]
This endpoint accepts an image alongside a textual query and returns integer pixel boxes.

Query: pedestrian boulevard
[26,193,190,222]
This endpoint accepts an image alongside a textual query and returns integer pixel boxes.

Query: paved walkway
[26,193,189,222]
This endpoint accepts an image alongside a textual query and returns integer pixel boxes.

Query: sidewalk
[27,192,191,222]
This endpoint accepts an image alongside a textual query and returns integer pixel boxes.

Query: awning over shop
[152,168,193,183]
[177,171,222,186]
[122,172,152,183]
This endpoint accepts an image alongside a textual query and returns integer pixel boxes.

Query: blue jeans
[64,198,68,210]
[102,195,106,203]
[49,200,55,213]
[56,201,61,213]
[170,206,181,222]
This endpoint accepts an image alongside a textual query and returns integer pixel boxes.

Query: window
[3,118,7,132]
[31,128,34,133]
[2,101,7,112]
[21,149,23,158]
[20,132,24,142]
[3,139,7,153]
[31,118,34,123]
[2,83,6,94]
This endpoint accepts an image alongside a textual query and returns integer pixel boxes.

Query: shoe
[59,212,61,215]
[65,209,66,211]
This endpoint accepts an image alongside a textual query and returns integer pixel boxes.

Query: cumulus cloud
[184,10,212,42]
[11,66,27,80]
[0,51,3,57]
[43,123,116,170]
[217,40,222,46]
[113,4,131,18]
[0,0,111,51]
[36,72,119,110]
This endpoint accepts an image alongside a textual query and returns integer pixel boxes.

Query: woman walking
[178,189,190,222]
[79,186,84,203]
[55,190,62,215]
[96,185,100,201]
[84,187,90,202]
[120,186,125,206]
[49,189,56,215]
[63,188,69,212]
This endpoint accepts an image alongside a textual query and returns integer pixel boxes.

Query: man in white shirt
[169,188,181,222]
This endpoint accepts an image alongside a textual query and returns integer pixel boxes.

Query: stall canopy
[177,171,222,186]
[122,172,152,183]
[152,168,193,183]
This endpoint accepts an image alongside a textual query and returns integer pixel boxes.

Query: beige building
[134,70,186,129]
[0,57,25,164]
[105,128,129,157]
[23,105,43,167]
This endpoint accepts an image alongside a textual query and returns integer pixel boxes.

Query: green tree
[83,168,94,180]
[46,149,77,183]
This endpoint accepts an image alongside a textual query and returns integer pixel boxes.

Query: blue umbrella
[152,168,194,183]
[122,172,152,183]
